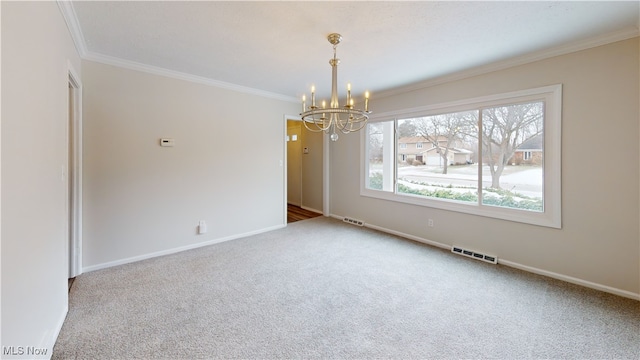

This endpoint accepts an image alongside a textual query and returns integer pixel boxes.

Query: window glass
[481,102,544,211]
[366,121,394,192]
[361,85,561,228]
[396,111,478,204]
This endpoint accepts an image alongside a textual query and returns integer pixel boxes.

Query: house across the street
[398,136,473,166]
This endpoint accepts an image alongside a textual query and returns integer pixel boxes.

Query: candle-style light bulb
[347,83,352,105]
[364,91,370,112]
[302,94,306,113]
[311,85,316,107]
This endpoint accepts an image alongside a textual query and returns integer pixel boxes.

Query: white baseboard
[332,213,640,301]
[83,224,286,273]
[35,304,68,360]
[498,259,640,301]
[363,221,452,251]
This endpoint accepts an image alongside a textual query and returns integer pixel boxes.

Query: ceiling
[67,1,639,101]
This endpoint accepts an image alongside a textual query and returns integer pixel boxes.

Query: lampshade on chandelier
[300,33,370,142]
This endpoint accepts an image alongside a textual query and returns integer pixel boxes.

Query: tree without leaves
[367,122,384,162]
[397,120,417,138]
[481,102,544,189]
[412,111,476,174]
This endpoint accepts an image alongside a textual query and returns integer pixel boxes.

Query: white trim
[284,114,303,223]
[361,217,452,252]
[84,52,298,103]
[362,84,562,229]
[283,115,296,225]
[285,117,303,207]
[369,84,563,122]
[57,0,88,57]
[284,114,327,220]
[56,0,295,102]
[83,224,285,273]
[68,63,83,278]
[331,213,640,301]
[56,0,636,105]
[499,259,640,301]
[44,304,69,359]
[375,28,639,100]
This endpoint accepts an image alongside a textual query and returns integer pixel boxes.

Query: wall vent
[452,246,498,264]
[343,217,365,226]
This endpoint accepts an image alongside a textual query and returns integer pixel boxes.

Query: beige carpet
[53,216,639,359]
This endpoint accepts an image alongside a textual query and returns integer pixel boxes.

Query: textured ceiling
[70,1,639,101]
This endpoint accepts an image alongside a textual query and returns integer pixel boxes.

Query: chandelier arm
[346,119,369,133]
[302,120,324,133]
[302,109,333,132]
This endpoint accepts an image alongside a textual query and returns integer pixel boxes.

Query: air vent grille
[343,217,364,226]
[452,246,497,264]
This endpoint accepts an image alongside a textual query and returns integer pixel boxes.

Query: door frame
[286,120,303,207]
[68,63,83,277]
[283,114,329,223]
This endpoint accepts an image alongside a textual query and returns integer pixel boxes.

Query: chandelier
[300,33,370,142]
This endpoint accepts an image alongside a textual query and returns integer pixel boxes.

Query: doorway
[68,68,82,280]
[287,121,302,207]
[285,118,324,222]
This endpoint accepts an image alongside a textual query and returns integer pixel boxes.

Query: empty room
[1,1,639,359]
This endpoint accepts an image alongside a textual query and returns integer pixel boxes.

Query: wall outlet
[428,218,434,227]
[198,220,207,234]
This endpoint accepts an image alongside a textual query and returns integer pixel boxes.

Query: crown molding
[375,27,640,100]
[83,51,298,102]
[57,0,87,57]
[57,0,637,104]
[56,1,297,102]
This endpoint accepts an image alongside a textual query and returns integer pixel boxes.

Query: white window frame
[361,84,562,228]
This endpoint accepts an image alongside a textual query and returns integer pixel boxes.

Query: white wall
[330,38,640,298]
[82,61,299,269]
[1,1,81,355]
[301,127,323,213]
